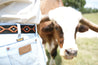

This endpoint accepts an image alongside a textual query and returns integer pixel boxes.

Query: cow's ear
[42,22,54,32]
[76,24,89,33]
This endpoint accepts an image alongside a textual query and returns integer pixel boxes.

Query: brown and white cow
[37,7,98,65]
[39,0,98,65]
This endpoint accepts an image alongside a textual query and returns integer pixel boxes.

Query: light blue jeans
[0,23,47,65]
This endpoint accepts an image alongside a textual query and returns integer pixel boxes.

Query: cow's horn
[80,17,98,32]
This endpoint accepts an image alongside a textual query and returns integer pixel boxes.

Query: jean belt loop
[16,24,24,42]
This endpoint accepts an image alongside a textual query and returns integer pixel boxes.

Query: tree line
[62,0,98,13]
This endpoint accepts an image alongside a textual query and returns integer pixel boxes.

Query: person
[0,0,47,65]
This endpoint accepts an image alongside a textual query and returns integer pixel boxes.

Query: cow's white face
[59,22,78,59]
[49,7,82,59]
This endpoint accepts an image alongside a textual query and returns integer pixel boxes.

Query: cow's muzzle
[64,49,78,59]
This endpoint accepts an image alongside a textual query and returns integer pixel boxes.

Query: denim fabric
[0,24,47,65]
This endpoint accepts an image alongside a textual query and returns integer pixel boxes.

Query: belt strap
[0,24,36,34]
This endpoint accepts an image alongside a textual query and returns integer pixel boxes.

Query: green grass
[83,13,98,24]
[47,13,98,65]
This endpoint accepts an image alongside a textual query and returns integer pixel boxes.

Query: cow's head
[46,7,81,59]
[40,7,98,60]
[47,7,98,59]
[39,16,89,60]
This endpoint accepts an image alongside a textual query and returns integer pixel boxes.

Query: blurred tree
[62,0,86,10]
[62,0,98,13]
[81,8,98,13]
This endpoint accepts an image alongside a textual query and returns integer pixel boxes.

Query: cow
[38,0,98,65]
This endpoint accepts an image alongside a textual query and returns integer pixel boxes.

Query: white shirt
[0,0,41,24]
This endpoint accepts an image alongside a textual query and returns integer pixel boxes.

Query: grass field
[83,13,98,24]
[47,13,98,65]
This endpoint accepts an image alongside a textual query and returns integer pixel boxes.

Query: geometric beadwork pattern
[0,26,5,33]
[0,25,36,34]
[0,25,18,34]
[9,26,17,33]
[21,25,36,33]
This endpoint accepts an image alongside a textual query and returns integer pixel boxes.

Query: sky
[85,0,98,9]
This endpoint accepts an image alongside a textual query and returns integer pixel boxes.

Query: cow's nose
[65,49,77,57]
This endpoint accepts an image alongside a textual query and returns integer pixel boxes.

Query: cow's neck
[40,0,63,15]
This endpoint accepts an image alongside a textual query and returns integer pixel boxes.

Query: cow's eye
[55,27,59,31]
[60,40,64,44]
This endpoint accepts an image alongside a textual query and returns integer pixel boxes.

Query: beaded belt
[0,24,36,34]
